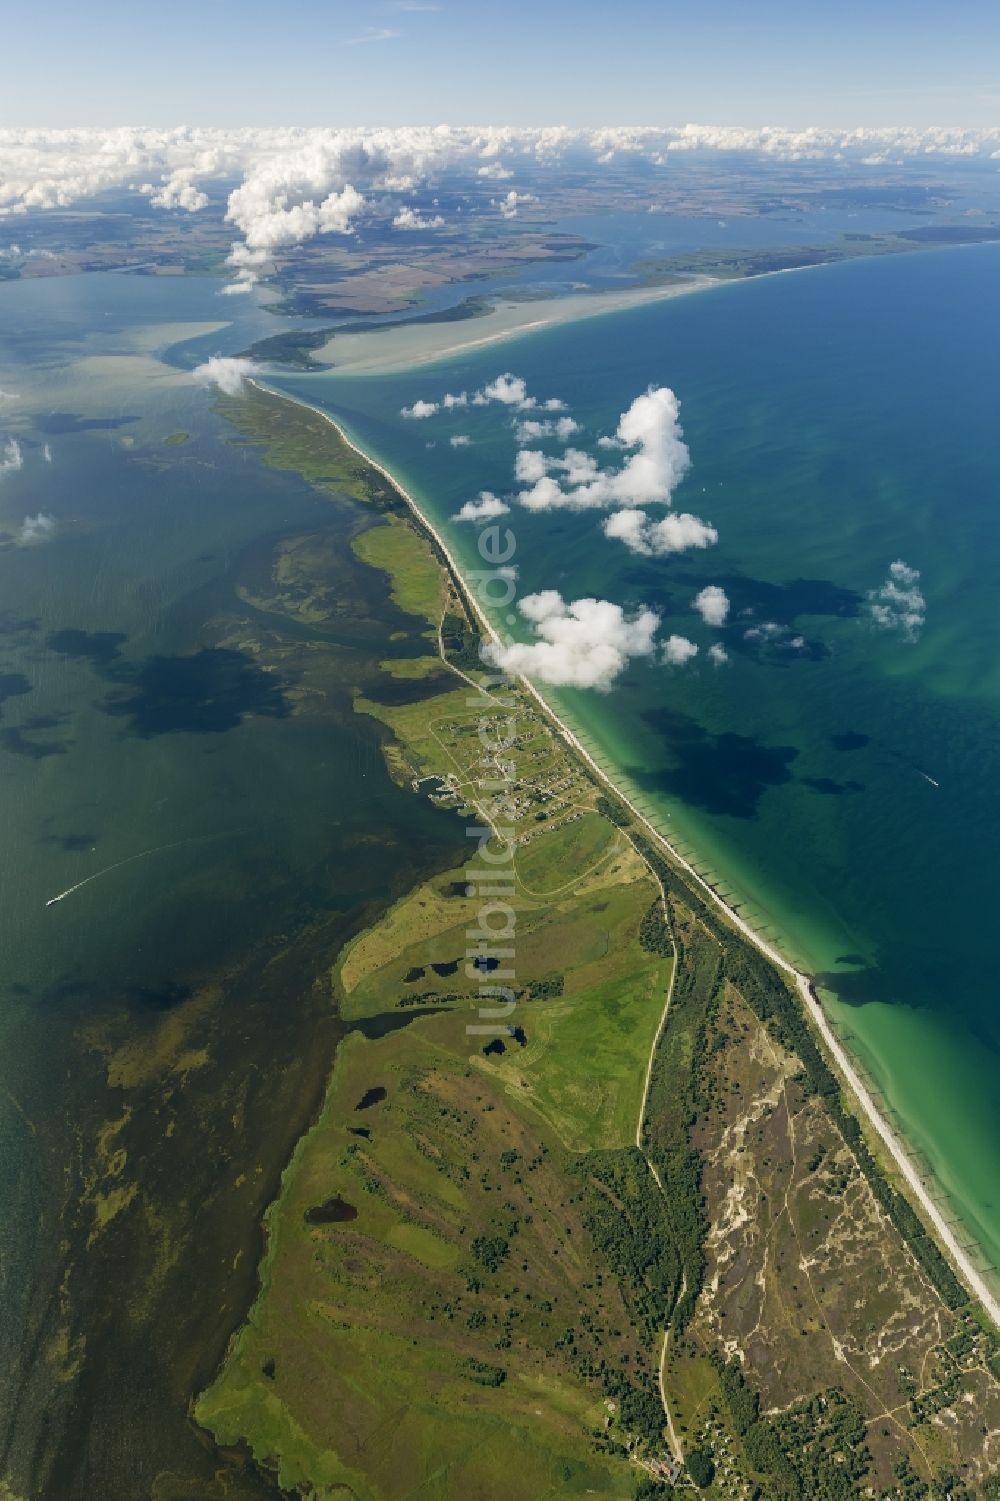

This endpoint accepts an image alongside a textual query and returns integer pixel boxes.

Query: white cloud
[662,634,699,666]
[452,491,510,522]
[140,168,208,212]
[399,376,562,423]
[392,205,446,230]
[514,415,579,444]
[42,442,52,462]
[1,437,24,474]
[708,642,729,666]
[226,181,367,289]
[474,372,535,409]
[192,356,255,396]
[693,584,730,626]
[478,163,513,180]
[868,559,925,639]
[602,508,718,556]
[496,189,537,219]
[17,511,55,544]
[516,386,692,512]
[742,621,811,654]
[484,590,660,690]
[449,434,471,447]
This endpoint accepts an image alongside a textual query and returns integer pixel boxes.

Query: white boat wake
[45,837,199,907]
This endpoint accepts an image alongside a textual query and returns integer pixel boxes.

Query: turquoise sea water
[279,242,1000,1287]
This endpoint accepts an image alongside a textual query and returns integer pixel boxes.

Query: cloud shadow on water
[732,631,831,667]
[44,831,98,852]
[101,648,291,737]
[678,570,863,623]
[0,672,32,708]
[47,628,127,666]
[632,705,798,819]
[815,965,890,1006]
[830,730,870,752]
[0,714,68,756]
[1,726,67,759]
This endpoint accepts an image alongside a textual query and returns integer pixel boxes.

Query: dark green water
[280,243,1000,1288]
[0,275,467,1496]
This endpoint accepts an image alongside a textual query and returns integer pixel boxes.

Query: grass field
[196,1010,654,1500]
[352,513,446,628]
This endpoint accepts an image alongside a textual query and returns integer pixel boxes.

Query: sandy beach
[254,376,1000,1331]
[308,277,722,376]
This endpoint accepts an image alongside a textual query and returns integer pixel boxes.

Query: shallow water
[0,273,467,1496]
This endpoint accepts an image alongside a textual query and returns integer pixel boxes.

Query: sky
[3,0,1000,128]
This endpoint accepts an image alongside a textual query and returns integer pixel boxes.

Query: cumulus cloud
[868,559,925,639]
[392,205,445,229]
[478,163,513,180]
[452,491,510,522]
[0,437,23,475]
[42,442,52,462]
[223,169,366,287]
[693,584,730,626]
[192,356,255,396]
[603,508,718,556]
[662,634,699,666]
[399,375,564,424]
[140,168,208,212]
[744,621,787,642]
[516,386,692,512]
[708,642,729,666]
[449,434,471,447]
[483,590,659,690]
[496,189,537,219]
[514,415,579,444]
[474,373,535,409]
[17,511,55,544]
[742,621,813,655]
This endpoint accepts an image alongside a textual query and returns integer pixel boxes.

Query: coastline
[252,376,1000,1331]
[307,276,723,375]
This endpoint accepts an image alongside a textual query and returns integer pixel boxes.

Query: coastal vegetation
[630,223,1000,289]
[196,384,1000,1499]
